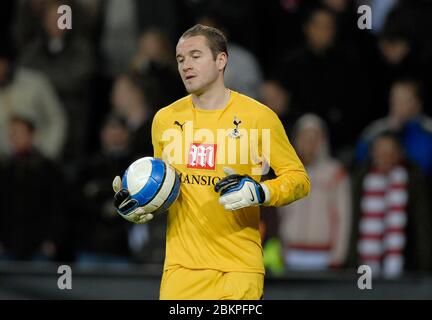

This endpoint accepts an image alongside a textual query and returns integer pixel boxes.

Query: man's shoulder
[234,92,281,126]
[154,95,190,120]
[235,92,274,114]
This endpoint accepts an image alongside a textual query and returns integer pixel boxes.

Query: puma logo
[174,121,185,131]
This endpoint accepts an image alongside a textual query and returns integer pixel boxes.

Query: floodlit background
[1,0,432,299]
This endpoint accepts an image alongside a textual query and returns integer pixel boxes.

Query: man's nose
[182,58,192,72]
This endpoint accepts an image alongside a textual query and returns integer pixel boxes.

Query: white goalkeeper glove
[214,167,270,211]
[112,176,154,224]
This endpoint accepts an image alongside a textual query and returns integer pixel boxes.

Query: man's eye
[192,55,200,59]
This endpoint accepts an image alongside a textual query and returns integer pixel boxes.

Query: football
[122,157,180,215]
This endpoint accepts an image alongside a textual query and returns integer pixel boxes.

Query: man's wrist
[260,182,270,205]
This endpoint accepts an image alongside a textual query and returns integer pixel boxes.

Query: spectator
[111,74,154,158]
[356,78,432,177]
[321,0,377,63]
[130,28,183,108]
[277,114,352,270]
[13,0,47,50]
[99,0,139,78]
[20,0,94,162]
[259,79,294,133]
[13,0,94,50]
[347,132,431,278]
[0,116,65,261]
[368,30,431,117]
[74,114,133,265]
[381,0,432,54]
[274,5,368,151]
[376,0,432,109]
[0,44,66,160]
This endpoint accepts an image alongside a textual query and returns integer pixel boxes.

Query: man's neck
[191,82,230,110]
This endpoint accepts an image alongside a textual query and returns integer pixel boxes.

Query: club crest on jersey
[229,116,242,139]
[187,143,217,170]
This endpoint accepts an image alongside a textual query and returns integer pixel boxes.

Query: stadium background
[1,0,432,299]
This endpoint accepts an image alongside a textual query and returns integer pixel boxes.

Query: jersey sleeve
[259,110,310,207]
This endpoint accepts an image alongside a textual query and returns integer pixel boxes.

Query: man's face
[371,137,401,173]
[389,83,420,123]
[9,120,34,154]
[260,81,290,116]
[296,127,323,165]
[139,31,167,61]
[379,39,410,65]
[176,35,225,94]
[101,121,130,154]
[305,11,335,51]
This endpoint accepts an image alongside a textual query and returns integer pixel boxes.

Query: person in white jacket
[0,49,66,160]
[278,113,352,270]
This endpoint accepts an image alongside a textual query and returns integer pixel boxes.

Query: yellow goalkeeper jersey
[152,90,310,274]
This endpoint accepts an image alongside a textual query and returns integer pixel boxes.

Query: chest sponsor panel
[187,143,217,170]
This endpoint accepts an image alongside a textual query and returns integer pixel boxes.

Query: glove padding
[214,167,267,211]
[112,176,154,224]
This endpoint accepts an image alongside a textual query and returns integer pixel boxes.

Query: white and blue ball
[122,157,180,215]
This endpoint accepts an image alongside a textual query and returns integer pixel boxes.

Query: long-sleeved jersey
[152,90,310,273]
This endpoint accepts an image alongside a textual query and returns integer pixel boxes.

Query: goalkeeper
[113,24,310,300]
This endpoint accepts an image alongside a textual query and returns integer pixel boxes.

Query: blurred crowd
[0,0,432,278]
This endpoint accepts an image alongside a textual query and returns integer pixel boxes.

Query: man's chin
[186,86,203,95]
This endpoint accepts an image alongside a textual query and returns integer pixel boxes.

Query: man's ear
[216,52,228,71]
